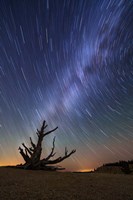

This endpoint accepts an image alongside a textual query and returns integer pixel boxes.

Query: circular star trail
[0,0,133,171]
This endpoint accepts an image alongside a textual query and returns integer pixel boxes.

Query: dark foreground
[0,168,133,200]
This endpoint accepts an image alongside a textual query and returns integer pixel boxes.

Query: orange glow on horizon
[0,156,23,167]
[78,168,94,172]
[0,161,20,166]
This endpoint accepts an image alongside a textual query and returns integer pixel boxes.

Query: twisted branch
[45,136,56,161]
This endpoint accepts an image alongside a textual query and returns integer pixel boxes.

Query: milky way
[0,0,133,171]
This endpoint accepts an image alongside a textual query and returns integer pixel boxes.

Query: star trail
[0,0,133,171]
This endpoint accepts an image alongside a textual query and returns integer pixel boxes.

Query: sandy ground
[0,167,133,200]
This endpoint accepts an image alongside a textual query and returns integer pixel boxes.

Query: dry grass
[0,167,133,200]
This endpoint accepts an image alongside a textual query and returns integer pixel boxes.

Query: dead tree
[17,120,76,170]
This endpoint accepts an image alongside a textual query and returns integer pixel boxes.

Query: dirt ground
[0,167,132,200]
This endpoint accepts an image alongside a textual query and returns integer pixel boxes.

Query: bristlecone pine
[17,120,76,170]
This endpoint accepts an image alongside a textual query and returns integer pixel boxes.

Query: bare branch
[44,125,48,129]
[41,120,46,132]
[36,121,48,137]
[43,126,58,137]
[38,120,47,135]
[30,137,36,149]
[29,147,34,152]
[36,121,58,139]
[22,143,33,156]
[18,147,30,162]
[45,136,56,161]
[36,129,40,137]
[25,148,28,156]
[65,147,68,156]
[41,149,76,165]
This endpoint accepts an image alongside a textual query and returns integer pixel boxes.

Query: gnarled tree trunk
[17,120,76,170]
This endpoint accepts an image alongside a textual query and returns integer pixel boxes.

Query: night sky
[0,0,133,171]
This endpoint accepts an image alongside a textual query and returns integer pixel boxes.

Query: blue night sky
[0,0,133,171]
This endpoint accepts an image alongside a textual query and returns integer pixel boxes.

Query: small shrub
[120,161,131,174]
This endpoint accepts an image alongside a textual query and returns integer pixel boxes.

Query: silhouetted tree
[18,120,76,170]
[120,161,131,174]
